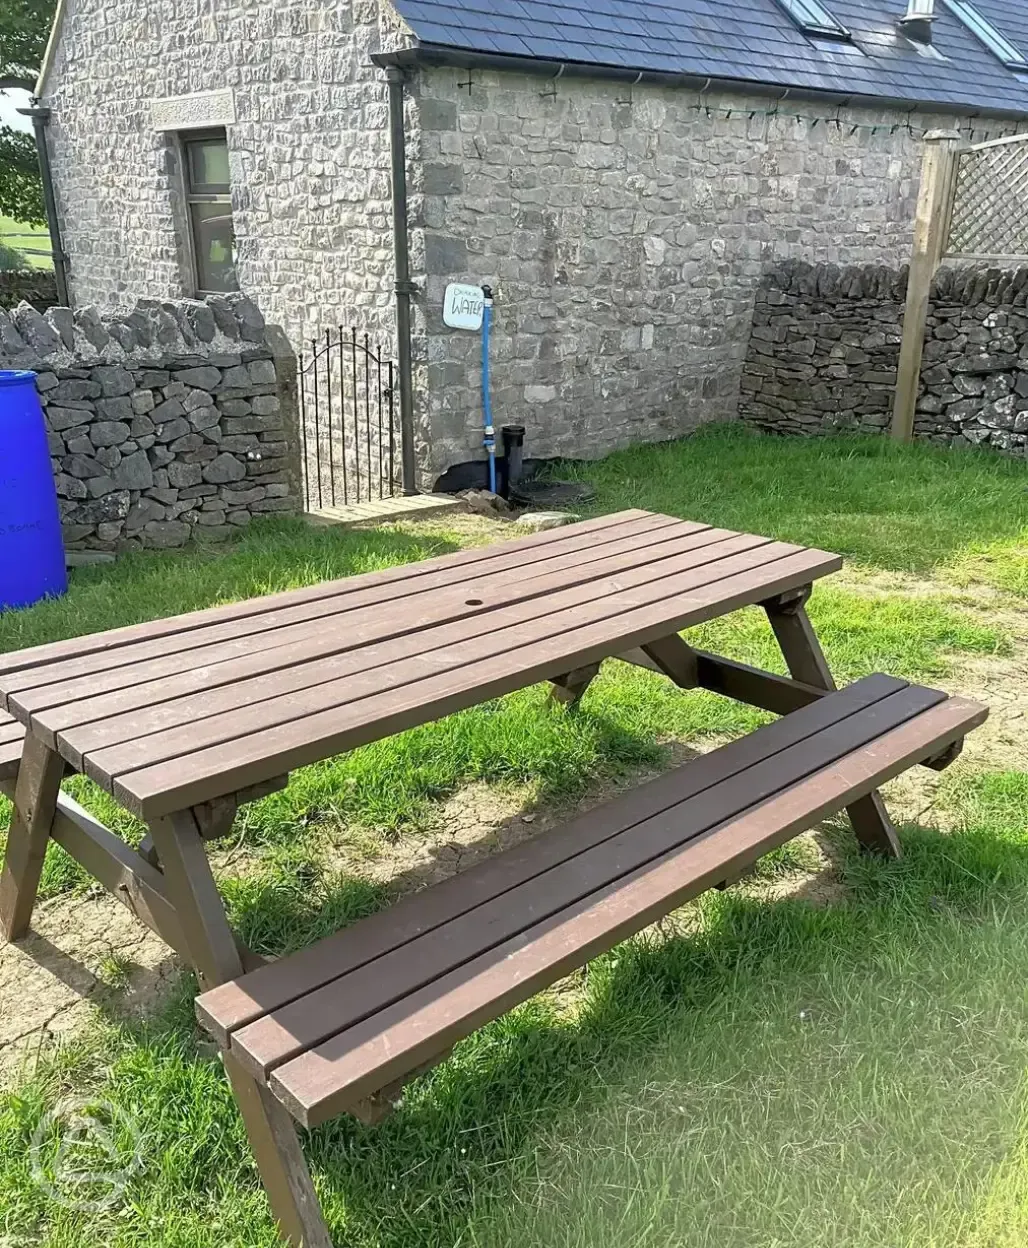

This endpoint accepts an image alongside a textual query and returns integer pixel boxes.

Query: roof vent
[901,0,935,45]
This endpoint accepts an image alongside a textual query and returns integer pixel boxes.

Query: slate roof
[390,0,1028,117]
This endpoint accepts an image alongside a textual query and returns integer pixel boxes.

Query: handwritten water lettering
[443,283,486,332]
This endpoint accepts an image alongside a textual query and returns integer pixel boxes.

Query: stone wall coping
[0,293,276,372]
[758,259,1028,306]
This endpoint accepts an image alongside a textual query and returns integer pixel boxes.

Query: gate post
[891,130,962,442]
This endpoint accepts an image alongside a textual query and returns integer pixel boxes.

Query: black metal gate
[299,327,399,509]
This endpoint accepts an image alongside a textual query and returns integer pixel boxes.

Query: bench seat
[196,674,986,1128]
[0,710,26,784]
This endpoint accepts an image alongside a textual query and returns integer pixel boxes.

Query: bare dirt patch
[0,889,178,1082]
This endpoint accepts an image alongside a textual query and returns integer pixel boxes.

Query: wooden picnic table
[0,509,987,1246]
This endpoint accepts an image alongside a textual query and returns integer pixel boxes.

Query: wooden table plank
[5,515,692,715]
[24,521,730,735]
[196,674,908,1044]
[231,682,941,1079]
[269,695,987,1126]
[82,538,796,783]
[0,510,658,682]
[60,531,769,770]
[110,545,842,817]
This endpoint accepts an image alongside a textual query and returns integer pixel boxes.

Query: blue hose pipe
[481,286,497,494]
[0,370,68,612]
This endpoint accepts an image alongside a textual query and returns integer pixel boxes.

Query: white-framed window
[180,129,239,295]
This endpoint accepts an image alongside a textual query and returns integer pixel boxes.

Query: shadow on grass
[5,794,1027,1247]
[210,815,1028,1244]
[0,517,462,654]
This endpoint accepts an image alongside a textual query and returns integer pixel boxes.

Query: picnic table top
[0,510,842,820]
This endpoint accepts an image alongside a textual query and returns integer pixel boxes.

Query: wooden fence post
[891,130,963,443]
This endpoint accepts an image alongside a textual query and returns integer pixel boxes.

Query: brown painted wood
[266,694,987,1127]
[692,651,827,715]
[144,805,331,1246]
[0,510,659,684]
[196,674,907,1045]
[549,663,602,706]
[0,734,65,941]
[4,514,685,709]
[0,711,26,782]
[226,683,947,1082]
[19,520,722,733]
[112,545,843,817]
[49,528,758,766]
[641,634,700,687]
[0,737,24,783]
[766,599,902,858]
[45,792,188,956]
[77,535,782,780]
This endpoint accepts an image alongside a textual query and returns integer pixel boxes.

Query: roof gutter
[373,43,1028,123]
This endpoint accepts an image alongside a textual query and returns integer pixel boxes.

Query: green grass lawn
[0,215,53,271]
[0,427,1026,1247]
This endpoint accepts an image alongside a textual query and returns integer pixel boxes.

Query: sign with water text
[443,283,485,332]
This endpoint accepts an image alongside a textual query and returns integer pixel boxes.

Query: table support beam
[763,591,902,859]
[619,643,829,717]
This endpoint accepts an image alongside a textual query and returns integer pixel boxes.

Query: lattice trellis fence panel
[947,135,1028,259]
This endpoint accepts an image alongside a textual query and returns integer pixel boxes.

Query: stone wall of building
[412,66,980,479]
[740,261,1028,456]
[0,294,301,558]
[0,270,59,313]
[41,0,410,353]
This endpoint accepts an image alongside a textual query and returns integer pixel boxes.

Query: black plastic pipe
[502,424,525,499]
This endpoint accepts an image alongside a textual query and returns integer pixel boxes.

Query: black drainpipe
[17,104,70,308]
[385,67,418,496]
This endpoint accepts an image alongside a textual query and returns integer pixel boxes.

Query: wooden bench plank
[9,517,697,719]
[69,532,771,775]
[110,545,843,817]
[265,694,986,1127]
[35,526,748,753]
[195,673,908,1045]
[227,681,945,1081]
[2,515,682,706]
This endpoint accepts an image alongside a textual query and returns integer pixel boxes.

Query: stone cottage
[31,0,1028,486]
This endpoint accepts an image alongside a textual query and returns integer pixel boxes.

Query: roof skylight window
[940,0,1028,69]
[773,0,852,41]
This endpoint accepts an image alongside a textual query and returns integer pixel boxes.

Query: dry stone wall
[740,261,1028,456]
[0,294,301,559]
[0,270,59,313]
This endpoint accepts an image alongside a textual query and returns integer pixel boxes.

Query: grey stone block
[176,366,222,391]
[113,450,154,491]
[90,420,131,447]
[202,452,247,484]
[167,461,203,488]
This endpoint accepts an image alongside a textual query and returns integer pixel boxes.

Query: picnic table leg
[0,734,65,941]
[550,662,602,707]
[763,588,902,859]
[148,807,333,1248]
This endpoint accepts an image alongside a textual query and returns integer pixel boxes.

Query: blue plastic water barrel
[0,370,68,611]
